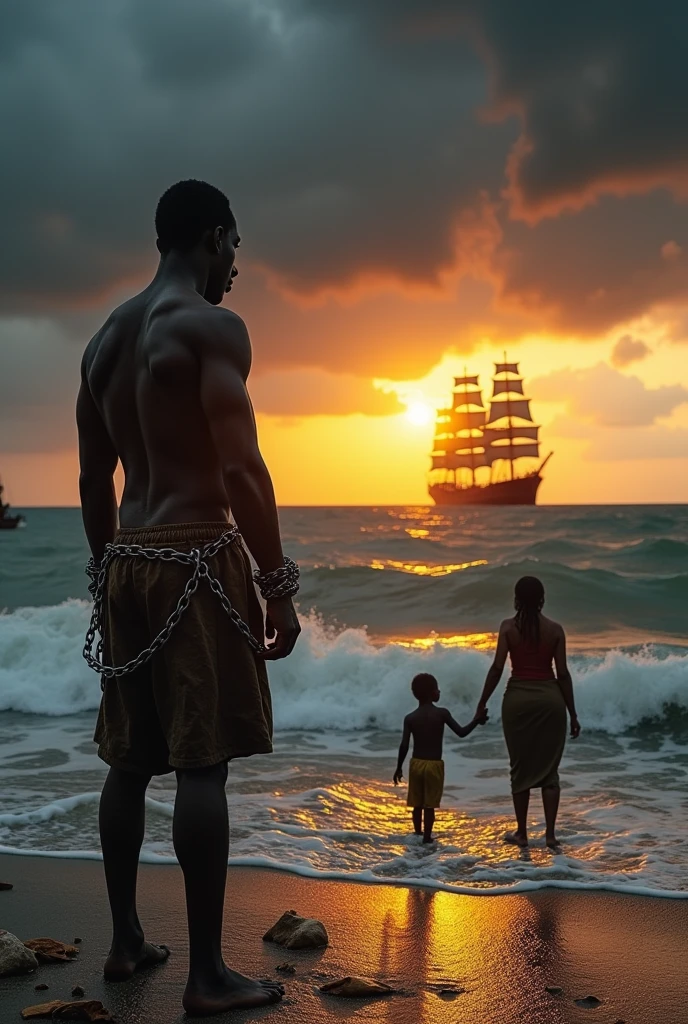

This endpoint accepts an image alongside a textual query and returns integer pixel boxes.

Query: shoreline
[1,845,687,901]
[1,855,687,1023]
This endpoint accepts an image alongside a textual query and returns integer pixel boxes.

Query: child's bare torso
[407,705,450,760]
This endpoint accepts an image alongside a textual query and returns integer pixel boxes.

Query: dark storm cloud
[1,0,688,382]
[0,0,509,311]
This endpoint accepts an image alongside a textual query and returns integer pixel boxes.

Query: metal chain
[83,528,275,689]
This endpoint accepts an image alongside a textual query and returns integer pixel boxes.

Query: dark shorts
[93,522,273,775]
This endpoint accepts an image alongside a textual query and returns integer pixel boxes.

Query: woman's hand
[475,701,488,722]
[393,768,403,786]
[570,715,581,739]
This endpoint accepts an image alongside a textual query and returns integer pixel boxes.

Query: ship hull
[429,473,542,506]
[0,515,23,529]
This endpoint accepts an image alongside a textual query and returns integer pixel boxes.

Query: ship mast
[485,357,540,480]
[429,373,486,490]
[505,350,512,481]
[463,366,475,487]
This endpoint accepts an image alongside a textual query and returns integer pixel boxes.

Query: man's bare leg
[422,807,435,844]
[412,808,423,835]
[99,767,170,981]
[173,762,283,1017]
[505,789,530,847]
[542,785,562,849]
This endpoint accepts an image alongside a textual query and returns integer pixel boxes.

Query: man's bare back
[82,280,249,528]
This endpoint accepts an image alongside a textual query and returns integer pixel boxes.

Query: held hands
[393,768,403,786]
[474,702,489,725]
[570,715,581,739]
[262,595,301,661]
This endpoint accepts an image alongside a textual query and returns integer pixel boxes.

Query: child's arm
[443,707,488,739]
[393,717,412,784]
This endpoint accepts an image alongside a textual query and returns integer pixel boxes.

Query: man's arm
[554,626,580,738]
[198,310,299,660]
[394,717,412,784]
[76,360,118,564]
[443,706,488,739]
[475,620,510,714]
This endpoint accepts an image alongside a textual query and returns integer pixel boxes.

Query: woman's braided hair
[514,576,545,647]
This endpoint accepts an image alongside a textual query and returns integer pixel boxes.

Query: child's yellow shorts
[407,758,445,808]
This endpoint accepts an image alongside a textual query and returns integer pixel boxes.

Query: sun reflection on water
[369,558,488,576]
[392,632,497,650]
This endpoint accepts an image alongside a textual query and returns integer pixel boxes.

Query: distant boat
[0,478,24,529]
[428,356,552,506]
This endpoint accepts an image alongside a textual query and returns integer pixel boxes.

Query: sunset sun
[405,401,434,427]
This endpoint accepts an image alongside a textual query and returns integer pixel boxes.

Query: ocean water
[1,505,687,897]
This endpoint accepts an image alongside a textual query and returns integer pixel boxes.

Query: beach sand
[1,854,686,1024]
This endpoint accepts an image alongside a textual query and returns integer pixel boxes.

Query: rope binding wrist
[253,557,300,600]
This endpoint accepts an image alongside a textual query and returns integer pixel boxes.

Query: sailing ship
[0,478,24,529]
[428,357,552,506]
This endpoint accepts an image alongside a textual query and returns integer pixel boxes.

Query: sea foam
[0,601,686,733]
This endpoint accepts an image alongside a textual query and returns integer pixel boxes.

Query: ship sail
[487,397,532,423]
[428,355,548,502]
[483,356,540,478]
[483,425,539,443]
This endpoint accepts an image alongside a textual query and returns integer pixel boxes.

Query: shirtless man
[76,179,299,1017]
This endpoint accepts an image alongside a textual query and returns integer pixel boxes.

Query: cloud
[1,0,688,428]
[0,0,512,312]
[610,335,651,368]
[589,425,688,461]
[250,369,402,417]
[531,362,688,427]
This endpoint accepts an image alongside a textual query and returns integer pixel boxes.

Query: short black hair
[411,673,439,701]
[155,179,235,253]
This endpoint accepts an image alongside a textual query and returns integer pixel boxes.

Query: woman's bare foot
[546,835,562,851]
[504,830,529,848]
[104,941,170,982]
[183,966,284,1017]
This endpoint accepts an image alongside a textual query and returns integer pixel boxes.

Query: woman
[476,576,580,850]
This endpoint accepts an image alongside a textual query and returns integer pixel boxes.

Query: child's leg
[422,807,435,843]
[412,808,422,835]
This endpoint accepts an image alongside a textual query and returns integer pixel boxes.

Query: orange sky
[2,3,688,507]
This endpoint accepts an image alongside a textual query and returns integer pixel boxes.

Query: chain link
[83,528,271,689]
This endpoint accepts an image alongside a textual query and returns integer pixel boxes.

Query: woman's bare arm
[475,621,509,714]
[554,626,580,738]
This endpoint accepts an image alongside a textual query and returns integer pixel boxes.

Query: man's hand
[475,708,489,726]
[570,715,581,739]
[262,595,301,661]
[393,768,403,786]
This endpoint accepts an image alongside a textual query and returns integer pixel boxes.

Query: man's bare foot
[104,941,170,982]
[546,835,562,851]
[504,830,529,848]
[183,966,284,1017]
[422,835,435,845]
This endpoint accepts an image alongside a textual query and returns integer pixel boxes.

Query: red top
[509,637,557,681]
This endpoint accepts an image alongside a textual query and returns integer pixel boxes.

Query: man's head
[155,180,239,305]
[411,673,440,704]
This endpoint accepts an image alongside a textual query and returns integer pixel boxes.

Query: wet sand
[0,854,686,1024]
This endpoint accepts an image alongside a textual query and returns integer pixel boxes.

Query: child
[393,672,488,843]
